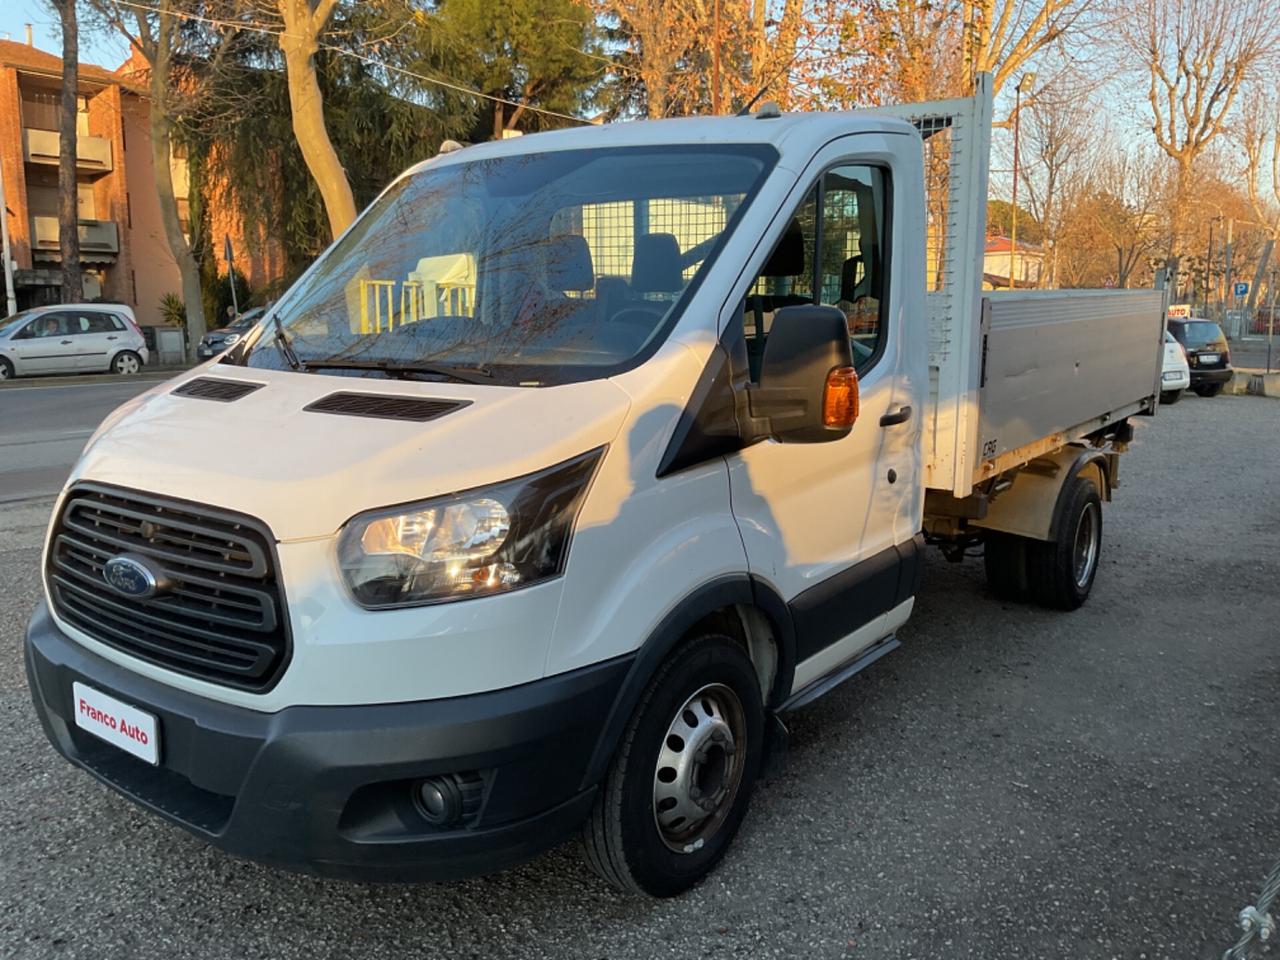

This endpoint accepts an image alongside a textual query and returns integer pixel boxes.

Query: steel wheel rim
[0,363,9,380]
[652,682,746,854]
[117,354,139,374]
[1073,501,1099,589]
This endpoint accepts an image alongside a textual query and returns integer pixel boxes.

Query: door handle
[106,335,119,341]
[60,339,72,345]
[879,405,912,427]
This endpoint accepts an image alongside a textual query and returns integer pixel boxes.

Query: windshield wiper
[271,314,302,371]
[300,358,494,385]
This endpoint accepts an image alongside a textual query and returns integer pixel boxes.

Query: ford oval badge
[103,555,162,599]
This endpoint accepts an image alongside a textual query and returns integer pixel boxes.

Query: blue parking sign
[1234,281,1249,297]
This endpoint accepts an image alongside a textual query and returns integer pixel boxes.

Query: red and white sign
[1168,304,1192,319]
[72,682,159,765]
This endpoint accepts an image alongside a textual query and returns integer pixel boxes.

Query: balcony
[23,128,113,174]
[31,215,120,260]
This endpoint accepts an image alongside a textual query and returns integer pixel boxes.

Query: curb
[0,366,192,390]
[1227,369,1280,398]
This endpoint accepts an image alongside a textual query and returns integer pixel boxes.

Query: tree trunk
[146,55,205,361]
[278,26,357,240]
[56,0,81,302]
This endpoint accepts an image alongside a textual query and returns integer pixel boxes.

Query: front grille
[47,484,291,692]
[303,392,468,422]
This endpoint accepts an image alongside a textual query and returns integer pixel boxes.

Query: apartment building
[0,36,283,327]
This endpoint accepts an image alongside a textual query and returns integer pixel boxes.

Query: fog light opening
[413,775,464,827]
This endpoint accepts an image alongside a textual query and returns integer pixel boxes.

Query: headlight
[337,447,605,608]
[224,333,241,346]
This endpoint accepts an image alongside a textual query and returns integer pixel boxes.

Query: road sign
[1234,281,1249,298]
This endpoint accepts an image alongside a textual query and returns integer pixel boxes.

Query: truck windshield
[241,144,777,386]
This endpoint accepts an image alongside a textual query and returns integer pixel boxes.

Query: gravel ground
[2,392,1278,960]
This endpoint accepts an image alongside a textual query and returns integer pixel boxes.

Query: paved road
[0,379,162,502]
[1,391,1278,959]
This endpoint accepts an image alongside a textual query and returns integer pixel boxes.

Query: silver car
[0,303,150,380]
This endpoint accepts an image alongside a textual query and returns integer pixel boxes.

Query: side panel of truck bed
[976,289,1164,476]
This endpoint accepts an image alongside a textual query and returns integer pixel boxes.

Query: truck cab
[25,80,1161,896]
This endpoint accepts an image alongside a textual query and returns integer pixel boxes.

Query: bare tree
[1119,0,1280,281]
[272,0,356,238]
[964,0,1096,95]
[1013,80,1095,285]
[50,0,82,302]
[92,0,207,357]
[1239,82,1280,313]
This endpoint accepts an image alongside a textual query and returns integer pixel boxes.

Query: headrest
[840,255,863,302]
[631,233,684,293]
[762,222,806,277]
[544,233,595,292]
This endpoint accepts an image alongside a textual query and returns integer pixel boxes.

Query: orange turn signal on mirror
[822,366,859,428]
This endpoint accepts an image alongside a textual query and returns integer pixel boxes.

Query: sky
[0,0,132,69]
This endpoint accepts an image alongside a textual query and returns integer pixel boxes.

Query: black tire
[1159,389,1182,405]
[0,356,12,381]
[984,531,1032,601]
[1028,476,1102,611]
[112,351,142,376]
[1193,382,1223,398]
[581,632,764,897]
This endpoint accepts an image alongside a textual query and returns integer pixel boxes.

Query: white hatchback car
[0,303,150,380]
[1160,329,1190,404]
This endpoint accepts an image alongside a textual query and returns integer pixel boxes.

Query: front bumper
[26,601,631,881]
[1161,370,1190,391]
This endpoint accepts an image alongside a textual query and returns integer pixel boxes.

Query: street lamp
[1009,72,1036,290]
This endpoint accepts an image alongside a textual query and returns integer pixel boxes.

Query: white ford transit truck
[26,76,1164,896]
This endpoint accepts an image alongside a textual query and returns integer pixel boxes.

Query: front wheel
[0,357,12,381]
[581,632,764,896]
[112,351,142,376]
[1028,476,1102,610]
[1159,388,1182,405]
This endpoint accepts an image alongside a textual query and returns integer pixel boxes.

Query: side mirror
[747,304,858,443]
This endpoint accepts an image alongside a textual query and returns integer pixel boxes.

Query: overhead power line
[108,0,590,126]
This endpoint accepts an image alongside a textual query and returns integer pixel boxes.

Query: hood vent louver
[172,378,264,402]
[303,392,470,422]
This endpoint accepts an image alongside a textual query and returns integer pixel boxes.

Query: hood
[71,366,632,540]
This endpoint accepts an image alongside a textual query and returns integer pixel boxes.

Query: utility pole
[711,0,722,114]
[0,154,15,317]
[1223,218,1234,336]
[1269,268,1276,374]
[1009,73,1035,290]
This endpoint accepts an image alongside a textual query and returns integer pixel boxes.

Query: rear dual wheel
[984,475,1102,611]
[581,633,763,897]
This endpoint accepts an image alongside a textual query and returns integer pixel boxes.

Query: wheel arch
[974,444,1114,543]
[579,575,795,790]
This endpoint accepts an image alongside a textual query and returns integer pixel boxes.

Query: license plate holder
[72,681,160,765]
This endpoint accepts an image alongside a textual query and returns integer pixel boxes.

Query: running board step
[779,635,901,712]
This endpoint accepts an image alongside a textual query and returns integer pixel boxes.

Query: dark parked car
[1167,317,1233,397]
[197,306,266,360]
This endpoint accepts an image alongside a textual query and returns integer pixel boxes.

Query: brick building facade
[0,38,283,327]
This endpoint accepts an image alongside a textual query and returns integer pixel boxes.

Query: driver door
[9,312,81,374]
[725,151,921,693]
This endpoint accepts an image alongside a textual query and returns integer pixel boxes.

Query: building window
[126,192,132,229]
[131,270,137,303]
[176,197,191,236]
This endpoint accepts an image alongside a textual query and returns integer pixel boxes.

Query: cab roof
[407,109,920,179]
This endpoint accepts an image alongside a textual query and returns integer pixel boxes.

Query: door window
[742,164,888,378]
